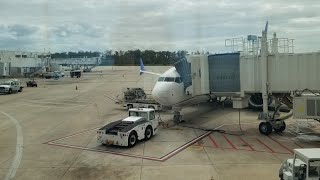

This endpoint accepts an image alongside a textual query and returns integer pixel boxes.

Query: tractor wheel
[144,126,153,140]
[128,131,138,147]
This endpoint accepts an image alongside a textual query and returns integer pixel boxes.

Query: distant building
[0,50,50,77]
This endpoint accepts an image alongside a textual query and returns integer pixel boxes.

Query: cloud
[0,0,319,52]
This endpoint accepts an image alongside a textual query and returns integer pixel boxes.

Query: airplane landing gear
[259,121,273,135]
[273,120,286,133]
[258,120,286,135]
[173,112,183,123]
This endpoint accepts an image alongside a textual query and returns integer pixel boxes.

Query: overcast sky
[0,0,320,53]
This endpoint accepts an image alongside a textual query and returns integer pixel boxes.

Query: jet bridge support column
[261,30,269,117]
[257,26,288,135]
[258,27,274,135]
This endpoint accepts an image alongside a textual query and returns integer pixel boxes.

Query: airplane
[139,58,273,123]
[140,58,216,122]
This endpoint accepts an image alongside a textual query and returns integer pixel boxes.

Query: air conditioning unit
[293,94,320,119]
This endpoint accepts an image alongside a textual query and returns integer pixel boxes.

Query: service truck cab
[0,79,23,94]
[279,148,320,180]
[97,108,158,147]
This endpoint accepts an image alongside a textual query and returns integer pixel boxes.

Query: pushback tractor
[97,108,158,147]
[279,148,320,180]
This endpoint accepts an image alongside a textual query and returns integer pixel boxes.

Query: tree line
[51,50,209,65]
[51,51,100,59]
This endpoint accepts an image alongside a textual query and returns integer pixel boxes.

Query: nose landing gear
[173,111,183,123]
[258,120,286,135]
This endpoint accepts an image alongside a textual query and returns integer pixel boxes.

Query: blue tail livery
[139,58,161,76]
[140,58,145,75]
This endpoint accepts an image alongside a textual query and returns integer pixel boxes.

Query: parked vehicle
[279,148,320,180]
[26,79,38,87]
[54,71,65,77]
[97,108,158,147]
[121,87,163,110]
[0,79,23,94]
[44,72,60,79]
[70,70,81,78]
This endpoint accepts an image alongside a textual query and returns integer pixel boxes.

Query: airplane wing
[139,58,161,76]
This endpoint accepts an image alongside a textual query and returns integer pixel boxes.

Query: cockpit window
[158,77,182,83]
[158,77,165,81]
[164,77,175,82]
[175,77,182,83]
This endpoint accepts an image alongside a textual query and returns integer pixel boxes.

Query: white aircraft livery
[139,58,213,122]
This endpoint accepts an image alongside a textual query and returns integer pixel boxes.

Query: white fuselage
[151,67,187,106]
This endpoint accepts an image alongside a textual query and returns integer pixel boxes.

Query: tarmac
[0,66,320,180]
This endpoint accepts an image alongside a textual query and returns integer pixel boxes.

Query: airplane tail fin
[139,58,161,76]
[140,58,145,75]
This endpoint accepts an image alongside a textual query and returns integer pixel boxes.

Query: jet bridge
[185,29,320,135]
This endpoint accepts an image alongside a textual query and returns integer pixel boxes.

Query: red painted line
[193,142,291,154]
[294,142,304,148]
[238,137,255,151]
[160,131,212,161]
[222,134,237,150]
[46,129,213,162]
[256,138,275,153]
[208,135,219,148]
[268,136,294,154]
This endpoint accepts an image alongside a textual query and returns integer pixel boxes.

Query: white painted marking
[13,103,84,109]
[22,100,87,106]
[1,112,23,180]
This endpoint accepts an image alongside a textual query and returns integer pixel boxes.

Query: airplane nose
[152,83,172,106]
[152,89,160,103]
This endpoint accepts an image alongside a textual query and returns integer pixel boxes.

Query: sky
[0,0,320,53]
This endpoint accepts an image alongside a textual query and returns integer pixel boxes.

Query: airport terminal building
[0,50,50,77]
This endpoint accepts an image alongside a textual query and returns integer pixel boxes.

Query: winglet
[140,58,145,75]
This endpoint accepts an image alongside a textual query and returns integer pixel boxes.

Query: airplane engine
[248,93,272,108]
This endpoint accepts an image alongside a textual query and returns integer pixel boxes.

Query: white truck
[121,87,163,110]
[97,108,159,147]
[0,79,24,94]
[279,148,320,180]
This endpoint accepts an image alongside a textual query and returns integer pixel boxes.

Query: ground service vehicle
[0,79,23,94]
[70,70,81,78]
[97,108,158,147]
[26,79,38,87]
[122,88,162,110]
[44,72,60,79]
[279,148,320,180]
